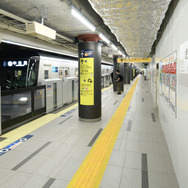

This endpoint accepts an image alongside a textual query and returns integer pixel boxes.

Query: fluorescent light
[111,44,118,51]
[99,33,110,44]
[41,56,77,63]
[19,97,28,102]
[71,8,96,32]
[1,40,77,57]
[118,50,122,54]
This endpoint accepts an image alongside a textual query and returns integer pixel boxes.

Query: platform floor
[0,76,179,188]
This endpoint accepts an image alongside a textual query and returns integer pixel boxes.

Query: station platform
[0,76,179,188]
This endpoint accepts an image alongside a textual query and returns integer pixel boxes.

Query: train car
[0,50,113,133]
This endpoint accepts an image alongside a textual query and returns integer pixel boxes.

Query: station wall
[151,0,188,187]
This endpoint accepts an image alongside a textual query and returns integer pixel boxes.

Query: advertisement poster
[162,59,166,97]
[159,61,162,95]
[164,57,170,102]
[169,52,177,112]
[151,64,154,83]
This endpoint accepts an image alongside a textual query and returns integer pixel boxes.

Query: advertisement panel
[169,51,177,113]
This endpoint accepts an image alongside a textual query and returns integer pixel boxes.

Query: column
[130,63,133,81]
[78,34,101,121]
[119,63,124,91]
[124,63,130,84]
[113,56,124,92]
[113,56,118,91]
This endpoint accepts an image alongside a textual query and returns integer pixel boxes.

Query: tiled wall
[150,1,188,187]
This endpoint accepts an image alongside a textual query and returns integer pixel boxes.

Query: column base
[79,117,101,122]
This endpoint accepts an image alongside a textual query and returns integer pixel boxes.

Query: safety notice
[80,58,94,105]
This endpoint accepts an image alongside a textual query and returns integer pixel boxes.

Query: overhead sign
[80,57,94,105]
[117,58,151,63]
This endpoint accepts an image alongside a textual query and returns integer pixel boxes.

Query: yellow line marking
[0,86,112,150]
[67,78,139,188]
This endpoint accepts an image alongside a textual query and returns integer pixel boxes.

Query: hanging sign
[80,54,94,105]
[117,58,151,63]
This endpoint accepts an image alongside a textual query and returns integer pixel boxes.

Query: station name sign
[117,58,151,63]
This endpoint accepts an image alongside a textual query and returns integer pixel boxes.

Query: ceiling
[88,0,171,58]
[0,0,172,67]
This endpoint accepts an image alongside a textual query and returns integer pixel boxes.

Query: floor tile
[127,131,140,141]
[168,174,180,188]
[54,159,82,181]
[120,168,141,188]
[140,141,155,154]
[50,179,69,188]
[125,140,140,153]
[1,171,32,188]
[108,150,126,167]
[148,172,170,188]
[100,165,122,188]
[21,175,49,188]
[124,152,141,170]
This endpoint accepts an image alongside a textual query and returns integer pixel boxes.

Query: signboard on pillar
[80,50,94,105]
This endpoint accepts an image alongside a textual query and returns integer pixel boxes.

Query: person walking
[115,70,123,94]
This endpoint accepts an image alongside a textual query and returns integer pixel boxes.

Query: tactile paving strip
[67,78,139,188]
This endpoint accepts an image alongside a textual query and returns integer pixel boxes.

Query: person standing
[115,70,123,94]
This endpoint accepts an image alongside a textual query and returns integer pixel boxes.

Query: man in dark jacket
[115,70,123,94]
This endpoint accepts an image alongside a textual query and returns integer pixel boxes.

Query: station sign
[117,58,151,63]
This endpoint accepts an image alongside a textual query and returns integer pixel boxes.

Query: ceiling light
[99,33,110,44]
[1,40,77,57]
[111,44,118,51]
[71,8,96,32]
[118,50,122,54]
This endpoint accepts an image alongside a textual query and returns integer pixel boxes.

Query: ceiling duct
[26,21,56,40]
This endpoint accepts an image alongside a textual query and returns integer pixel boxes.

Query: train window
[59,70,63,79]
[44,70,49,79]
[27,58,39,87]
[75,68,78,77]
[65,70,69,77]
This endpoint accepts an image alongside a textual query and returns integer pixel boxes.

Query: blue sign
[80,50,94,58]
[0,135,33,156]
[52,67,58,73]
[61,108,77,117]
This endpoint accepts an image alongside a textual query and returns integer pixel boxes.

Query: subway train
[0,51,113,132]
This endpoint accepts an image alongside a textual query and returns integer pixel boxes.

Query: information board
[80,58,94,105]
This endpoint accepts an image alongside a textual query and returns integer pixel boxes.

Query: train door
[53,83,57,109]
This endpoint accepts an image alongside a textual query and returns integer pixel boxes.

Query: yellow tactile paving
[67,78,139,188]
[0,85,112,149]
